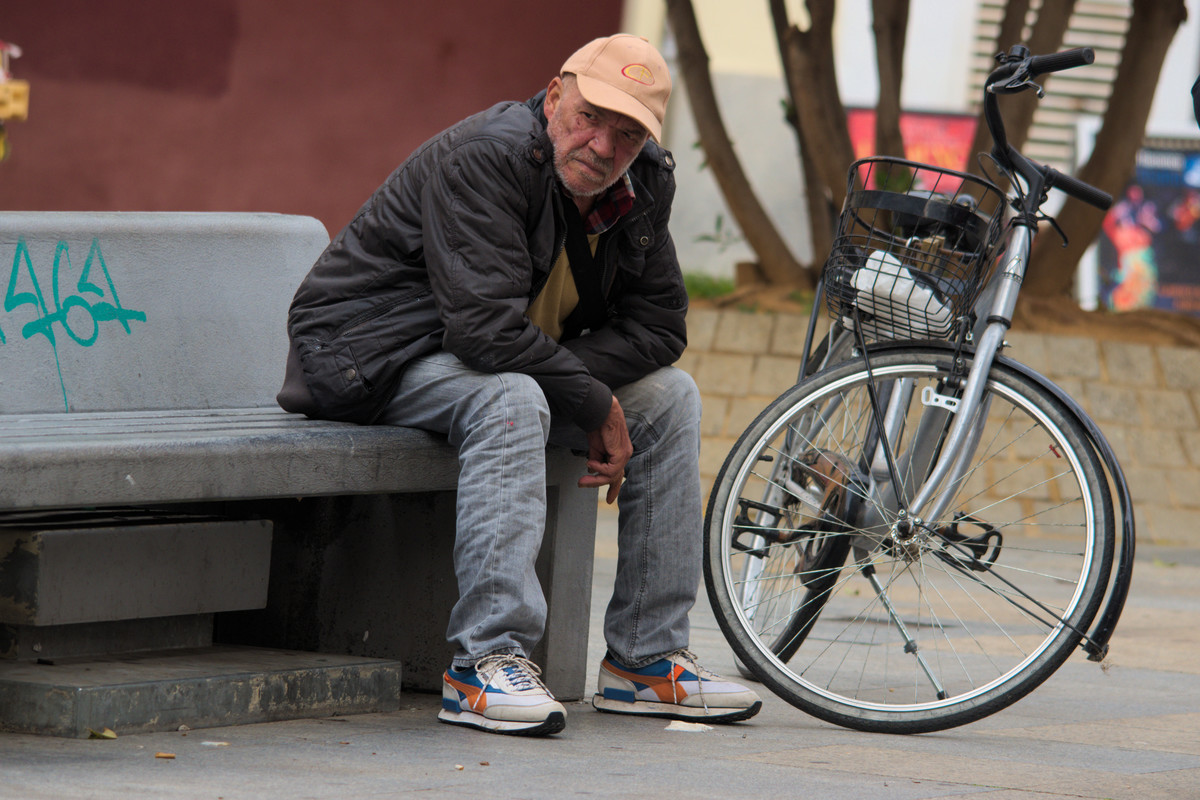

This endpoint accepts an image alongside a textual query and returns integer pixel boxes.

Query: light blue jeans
[377,351,703,669]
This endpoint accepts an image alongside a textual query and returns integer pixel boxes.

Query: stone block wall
[678,307,1200,546]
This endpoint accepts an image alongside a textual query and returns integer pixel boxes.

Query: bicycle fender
[994,352,1133,660]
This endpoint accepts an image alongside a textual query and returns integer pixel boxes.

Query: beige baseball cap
[561,34,671,142]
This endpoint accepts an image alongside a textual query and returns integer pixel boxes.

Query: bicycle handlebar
[1029,47,1094,77]
[1045,165,1113,210]
[983,46,1112,212]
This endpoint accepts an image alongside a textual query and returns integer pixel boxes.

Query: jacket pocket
[295,289,440,423]
[295,338,379,423]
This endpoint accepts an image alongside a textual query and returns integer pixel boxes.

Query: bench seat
[0,408,464,510]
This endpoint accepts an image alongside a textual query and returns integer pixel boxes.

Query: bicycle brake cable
[1035,169,1072,246]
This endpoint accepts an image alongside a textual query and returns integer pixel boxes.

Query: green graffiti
[2,237,148,410]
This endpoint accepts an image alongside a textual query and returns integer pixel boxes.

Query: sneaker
[438,654,566,735]
[592,649,762,723]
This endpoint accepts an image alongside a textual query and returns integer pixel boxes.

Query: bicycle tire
[704,348,1114,734]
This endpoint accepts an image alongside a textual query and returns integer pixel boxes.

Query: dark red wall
[0,0,624,235]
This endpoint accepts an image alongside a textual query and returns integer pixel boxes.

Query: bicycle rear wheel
[704,348,1114,733]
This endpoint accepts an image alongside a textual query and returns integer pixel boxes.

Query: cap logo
[621,64,655,86]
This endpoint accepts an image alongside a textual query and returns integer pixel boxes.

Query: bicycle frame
[900,223,1034,524]
[793,160,1131,663]
[786,39,1140,657]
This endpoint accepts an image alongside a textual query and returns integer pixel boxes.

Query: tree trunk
[666,0,807,286]
[1000,0,1078,155]
[1024,0,1187,298]
[967,0,1032,166]
[775,0,857,226]
[797,143,835,267]
[872,0,909,160]
[769,0,832,266]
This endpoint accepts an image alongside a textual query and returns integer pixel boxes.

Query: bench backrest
[0,212,328,413]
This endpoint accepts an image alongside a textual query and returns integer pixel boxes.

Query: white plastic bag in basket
[850,250,952,337]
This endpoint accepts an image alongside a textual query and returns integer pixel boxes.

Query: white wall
[1147,0,1200,137]
[834,0,979,113]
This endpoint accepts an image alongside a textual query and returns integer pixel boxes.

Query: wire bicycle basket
[823,157,1006,342]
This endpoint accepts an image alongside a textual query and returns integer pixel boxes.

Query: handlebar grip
[1046,167,1113,211]
[1029,48,1094,77]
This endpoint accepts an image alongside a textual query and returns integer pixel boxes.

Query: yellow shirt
[525,233,599,341]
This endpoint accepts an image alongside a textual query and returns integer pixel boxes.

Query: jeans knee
[656,367,702,428]
[484,372,551,438]
[673,368,702,417]
[619,367,701,445]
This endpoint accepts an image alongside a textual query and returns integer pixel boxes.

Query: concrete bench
[0,212,597,737]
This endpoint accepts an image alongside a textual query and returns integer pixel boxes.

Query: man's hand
[580,396,633,504]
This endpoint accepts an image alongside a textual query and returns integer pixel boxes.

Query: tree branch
[666,0,807,285]
[872,0,909,160]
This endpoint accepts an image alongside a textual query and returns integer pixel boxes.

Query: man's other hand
[580,396,633,504]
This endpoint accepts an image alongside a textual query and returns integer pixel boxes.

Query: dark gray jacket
[278,91,688,430]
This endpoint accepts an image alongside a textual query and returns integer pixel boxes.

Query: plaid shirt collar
[573,172,636,235]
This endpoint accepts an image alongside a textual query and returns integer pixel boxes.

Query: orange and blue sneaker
[592,649,762,722]
[438,654,566,736]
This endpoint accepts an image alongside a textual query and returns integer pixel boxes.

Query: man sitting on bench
[277,33,761,736]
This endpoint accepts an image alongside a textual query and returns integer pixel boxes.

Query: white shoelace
[664,649,711,711]
[475,654,547,697]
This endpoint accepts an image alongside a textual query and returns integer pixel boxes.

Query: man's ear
[543,76,564,119]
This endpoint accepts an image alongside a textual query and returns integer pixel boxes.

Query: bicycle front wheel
[704,349,1114,733]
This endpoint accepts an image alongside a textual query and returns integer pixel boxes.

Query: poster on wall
[1095,143,1200,315]
[845,108,978,190]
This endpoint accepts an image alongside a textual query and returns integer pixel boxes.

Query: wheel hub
[888,513,930,561]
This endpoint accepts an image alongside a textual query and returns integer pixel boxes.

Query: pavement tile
[990,713,1200,756]
[1104,607,1200,674]
[1035,767,1200,800]
[738,743,1105,790]
[945,792,1091,799]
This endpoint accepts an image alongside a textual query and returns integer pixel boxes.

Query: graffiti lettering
[2,237,148,410]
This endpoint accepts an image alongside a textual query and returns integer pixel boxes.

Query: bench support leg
[215,453,598,702]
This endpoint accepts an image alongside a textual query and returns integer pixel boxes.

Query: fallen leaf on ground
[87,728,117,740]
[154,752,176,759]
[664,720,713,732]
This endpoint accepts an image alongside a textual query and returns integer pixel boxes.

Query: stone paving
[1,506,1197,799]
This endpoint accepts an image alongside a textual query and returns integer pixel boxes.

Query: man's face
[544,76,650,200]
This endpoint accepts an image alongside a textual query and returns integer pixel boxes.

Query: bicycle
[703,45,1135,734]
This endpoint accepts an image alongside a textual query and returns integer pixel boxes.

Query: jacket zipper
[331,288,432,340]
